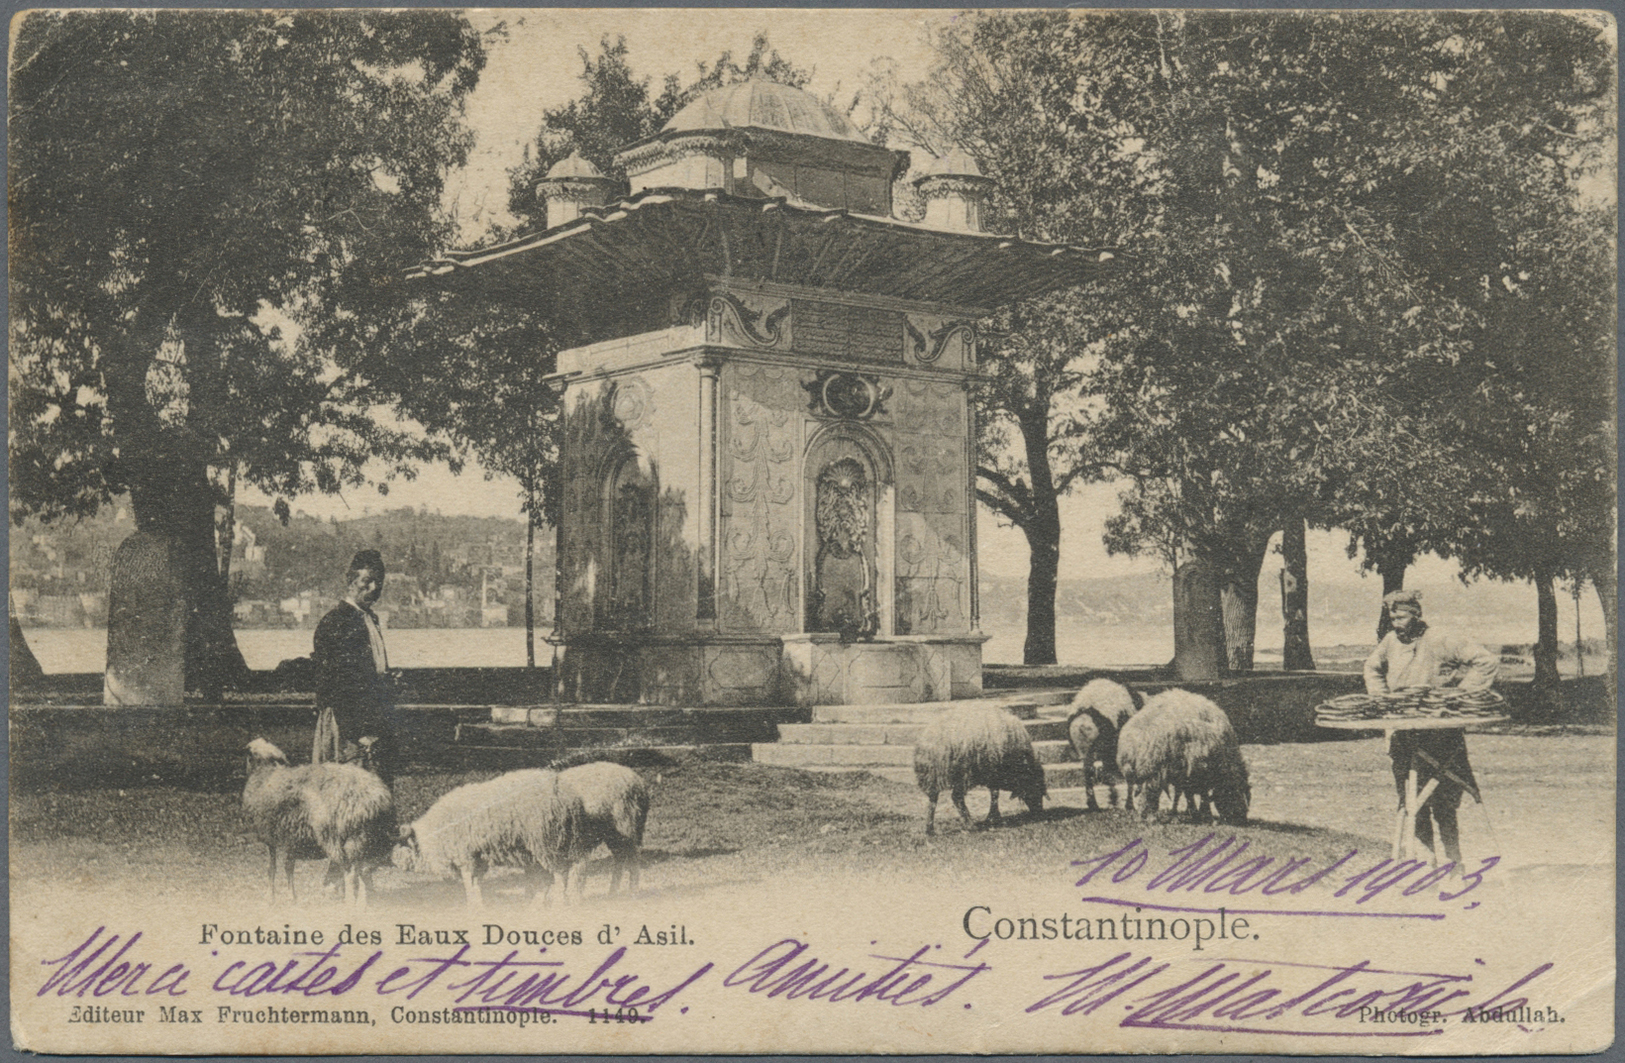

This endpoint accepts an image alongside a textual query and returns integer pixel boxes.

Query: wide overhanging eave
[406,189,1121,310]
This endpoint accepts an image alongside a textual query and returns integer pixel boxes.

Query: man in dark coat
[312,549,399,786]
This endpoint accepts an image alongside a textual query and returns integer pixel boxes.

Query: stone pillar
[1173,559,1226,682]
[104,530,188,705]
[696,356,720,621]
[965,382,981,629]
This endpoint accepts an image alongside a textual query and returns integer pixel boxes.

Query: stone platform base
[778,634,984,706]
[554,634,986,706]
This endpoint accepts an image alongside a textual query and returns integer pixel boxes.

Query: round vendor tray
[1315,715,1510,731]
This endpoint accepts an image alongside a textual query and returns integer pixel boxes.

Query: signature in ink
[1027,950,1554,1036]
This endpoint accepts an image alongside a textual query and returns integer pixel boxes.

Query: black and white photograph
[8,7,1616,1054]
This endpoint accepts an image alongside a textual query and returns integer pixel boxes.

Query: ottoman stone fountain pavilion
[413,81,1115,707]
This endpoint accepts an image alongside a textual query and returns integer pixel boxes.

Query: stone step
[797,762,1094,790]
[809,693,1073,724]
[775,718,1071,745]
[445,743,754,771]
[483,705,793,743]
[454,723,561,749]
[752,737,1076,768]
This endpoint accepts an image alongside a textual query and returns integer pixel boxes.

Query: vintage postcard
[9,7,1616,1056]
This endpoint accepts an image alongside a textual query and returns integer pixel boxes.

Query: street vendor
[1363,588,1499,864]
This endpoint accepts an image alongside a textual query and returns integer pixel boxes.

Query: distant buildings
[11,508,554,630]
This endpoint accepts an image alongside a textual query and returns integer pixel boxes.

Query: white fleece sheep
[913,705,1047,835]
[1115,689,1250,824]
[395,769,586,908]
[1066,678,1142,810]
[242,738,396,908]
[556,759,650,896]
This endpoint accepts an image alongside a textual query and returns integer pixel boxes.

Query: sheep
[242,738,396,908]
[913,704,1047,835]
[394,769,586,909]
[1115,689,1250,825]
[555,758,650,896]
[1065,678,1143,810]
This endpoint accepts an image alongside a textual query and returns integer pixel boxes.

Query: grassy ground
[11,727,1611,912]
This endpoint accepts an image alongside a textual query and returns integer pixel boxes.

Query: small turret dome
[913,146,995,234]
[545,152,606,180]
[661,79,870,144]
[536,151,619,229]
[919,146,986,179]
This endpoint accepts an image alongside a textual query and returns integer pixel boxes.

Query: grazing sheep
[913,705,1047,835]
[1115,689,1250,824]
[1066,679,1142,810]
[242,738,396,908]
[394,769,586,908]
[556,759,650,896]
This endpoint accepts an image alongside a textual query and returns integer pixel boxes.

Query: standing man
[313,549,399,786]
[1363,589,1499,864]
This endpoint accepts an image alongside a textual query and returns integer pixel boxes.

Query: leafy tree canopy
[10,9,490,529]
[872,10,1614,668]
[9,9,489,687]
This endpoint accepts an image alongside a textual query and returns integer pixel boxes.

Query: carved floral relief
[719,366,800,630]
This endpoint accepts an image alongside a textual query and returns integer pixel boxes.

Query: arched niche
[599,449,658,630]
[803,424,893,638]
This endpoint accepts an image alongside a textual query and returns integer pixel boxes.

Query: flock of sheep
[242,742,647,909]
[914,680,1251,834]
[241,679,1249,908]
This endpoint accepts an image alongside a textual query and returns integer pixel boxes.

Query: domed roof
[662,80,870,145]
[544,151,608,180]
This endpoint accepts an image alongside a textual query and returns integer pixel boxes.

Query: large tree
[887,11,1614,674]
[9,11,487,692]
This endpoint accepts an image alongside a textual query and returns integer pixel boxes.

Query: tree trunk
[127,447,248,699]
[1173,558,1226,680]
[103,314,248,699]
[1019,408,1061,666]
[10,613,45,688]
[1280,516,1315,670]
[1593,569,1617,687]
[215,464,237,583]
[1572,580,1584,678]
[1022,514,1061,665]
[1532,567,1561,697]
[1219,530,1272,672]
[525,508,537,669]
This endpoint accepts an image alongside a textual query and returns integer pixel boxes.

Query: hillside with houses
[10,505,554,631]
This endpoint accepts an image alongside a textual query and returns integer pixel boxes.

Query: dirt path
[10,731,1612,912]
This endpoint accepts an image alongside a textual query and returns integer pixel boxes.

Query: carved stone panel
[707,291,791,350]
[891,378,971,635]
[556,382,615,637]
[603,458,655,629]
[904,313,975,370]
[893,514,969,635]
[893,380,966,515]
[791,299,904,363]
[719,365,802,632]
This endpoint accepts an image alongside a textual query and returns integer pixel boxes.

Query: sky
[243,9,1578,614]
